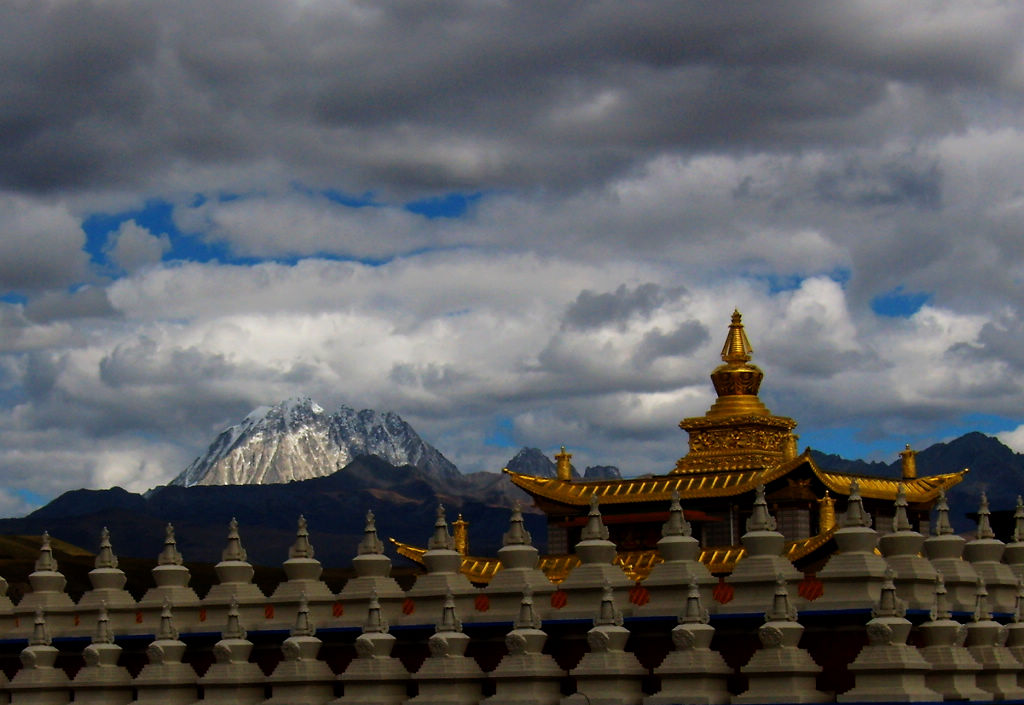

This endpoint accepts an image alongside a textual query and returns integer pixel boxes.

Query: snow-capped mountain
[171,397,460,487]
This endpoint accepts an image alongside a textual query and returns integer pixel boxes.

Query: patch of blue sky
[732,267,852,296]
[81,195,400,272]
[797,426,905,463]
[872,286,931,318]
[405,192,482,219]
[484,416,517,447]
[12,488,47,509]
[1,292,28,304]
[800,413,1021,464]
[82,198,231,269]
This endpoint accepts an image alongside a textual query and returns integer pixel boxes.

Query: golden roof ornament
[453,514,470,556]
[900,444,918,480]
[818,492,836,533]
[555,446,573,482]
[706,309,769,417]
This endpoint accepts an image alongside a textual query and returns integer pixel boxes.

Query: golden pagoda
[393,311,967,583]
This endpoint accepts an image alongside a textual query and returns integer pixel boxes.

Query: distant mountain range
[2,399,1021,567]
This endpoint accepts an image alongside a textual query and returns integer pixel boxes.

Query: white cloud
[998,425,1024,454]
[105,221,170,271]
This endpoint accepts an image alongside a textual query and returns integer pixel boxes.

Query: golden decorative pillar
[784,434,799,461]
[818,492,836,533]
[899,444,917,480]
[452,514,469,556]
[555,446,573,482]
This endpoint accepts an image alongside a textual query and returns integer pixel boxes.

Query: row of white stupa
[0,482,1023,703]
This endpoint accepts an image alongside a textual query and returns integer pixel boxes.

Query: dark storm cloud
[563,283,686,330]
[632,321,709,368]
[815,158,943,210]
[2,1,1021,195]
[23,286,118,323]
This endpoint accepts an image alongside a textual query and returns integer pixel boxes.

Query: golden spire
[721,309,754,363]
[706,310,769,417]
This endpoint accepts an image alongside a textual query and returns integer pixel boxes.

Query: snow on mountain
[171,397,460,487]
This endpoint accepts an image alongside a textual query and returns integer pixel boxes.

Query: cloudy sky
[2,1,1024,515]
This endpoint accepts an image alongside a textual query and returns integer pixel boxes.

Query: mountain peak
[171,399,459,487]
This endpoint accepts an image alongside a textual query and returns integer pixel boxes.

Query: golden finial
[555,446,573,482]
[721,309,754,363]
[899,444,917,480]
[818,492,836,533]
[452,514,469,556]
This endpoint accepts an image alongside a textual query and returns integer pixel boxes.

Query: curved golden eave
[808,455,968,503]
[502,454,807,506]
[390,528,837,585]
[505,454,967,507]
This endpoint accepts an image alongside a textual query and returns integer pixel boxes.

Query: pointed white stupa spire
[95,527,118,569]
[158,599,179,641]
[30,608,50,646]
[363,589,388,634]
[843,479,872,528]
[765,574,798,623]
[873,568,906,619]
[515,588,542,630]
[223,597,246,640]
[358,510,385,555]
[289,515,315,559]
[291,593,315,638]
[35,532,58,572]
[746,485,776,532]
[976,492,995,540]
[222,518,247,562]
[158,523,183,565]
[437,590,462,634]
[582,495,610,541]
[502,502,533,546]
[681,580,710,625]
[931,575,951,622]
[428,505,454,551]
[892,483,913,532]
[1013,497,1024,543]
[662,491,692,538]
[595,581,623,628]
[933,491,955,535]
[93,603,114,644]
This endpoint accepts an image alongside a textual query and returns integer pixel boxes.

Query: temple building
[395,311,966,581]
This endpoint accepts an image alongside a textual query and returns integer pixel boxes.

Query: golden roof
[814,466,968,503]
[390,528,838,584]
[504,454,801,505]
[506,452,966,506]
